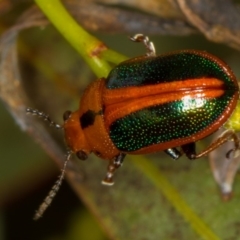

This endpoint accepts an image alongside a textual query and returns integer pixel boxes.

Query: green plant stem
[100,49,128,64]
[35,0,127,77]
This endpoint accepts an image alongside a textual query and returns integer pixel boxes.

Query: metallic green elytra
[110,99,230,152]
[106,51,237,89]
[104,50,239,155]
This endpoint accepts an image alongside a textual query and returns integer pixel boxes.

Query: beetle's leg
[164,148,182,160]
[129,34,156,57]
[183,130,240,160]
[102,153,126,186]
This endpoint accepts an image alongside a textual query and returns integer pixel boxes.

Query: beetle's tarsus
[102,153,126,186]
[102,173,115,186]
[130,33,156,57]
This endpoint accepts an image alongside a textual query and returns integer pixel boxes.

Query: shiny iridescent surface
[106,51,236,89]
[106,51,238,152]
[110,97,232,151]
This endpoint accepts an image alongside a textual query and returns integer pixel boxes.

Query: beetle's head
[63,110,90,160]
[26,107,91,219]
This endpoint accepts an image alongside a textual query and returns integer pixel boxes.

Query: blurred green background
[1,2,240,240]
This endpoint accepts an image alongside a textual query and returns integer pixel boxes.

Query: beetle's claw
[226,149,234,159]
[130,33,156,57]
[226,148,240,159]
[101,161,117,186]
[101,154,125,186]
[101,174,115,186]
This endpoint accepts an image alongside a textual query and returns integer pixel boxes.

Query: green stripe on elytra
[106,52,235,89]
[109,93,234,152]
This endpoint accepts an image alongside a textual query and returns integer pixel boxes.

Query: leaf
[209,130,240,200]
[176,0,240,50]
[1,1,240,240]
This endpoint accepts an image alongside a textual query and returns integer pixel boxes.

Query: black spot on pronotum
[80,110,96,128]
[80,109,102,129]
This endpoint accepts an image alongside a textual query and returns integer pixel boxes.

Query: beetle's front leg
[183,130,240,160]
[102,153,126,186]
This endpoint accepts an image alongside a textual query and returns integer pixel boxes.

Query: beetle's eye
[63,110,72,121]
[76,150,88,160]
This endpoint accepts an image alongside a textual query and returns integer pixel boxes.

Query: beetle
[63,34,240,184]
[27,34,240,219]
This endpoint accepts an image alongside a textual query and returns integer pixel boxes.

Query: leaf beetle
[27,34,240,219]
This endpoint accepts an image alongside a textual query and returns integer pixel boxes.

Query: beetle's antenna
[33,151,72,220]
[129,34,156,57]
[26,108,62,129]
